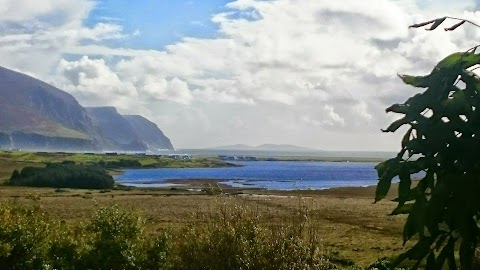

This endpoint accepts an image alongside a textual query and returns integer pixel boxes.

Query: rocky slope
[0,66,173,152]
[123,115,174,150]
[86,107,147,151]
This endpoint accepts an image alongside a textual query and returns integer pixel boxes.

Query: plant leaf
[426,17,447,31]
[409,19,436,28]
[391,203,413,215]
[437,52,480,70]
[398,74,432,88]
[375,158,400,202]
[398,166,412,205]
[382,117,409,132]
[445,20,466,31]
[436,237,455,270]
[386,103,409,114]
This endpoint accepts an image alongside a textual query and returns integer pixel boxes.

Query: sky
[0,0,479,151]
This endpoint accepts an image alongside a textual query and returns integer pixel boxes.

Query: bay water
[115,161,381,190]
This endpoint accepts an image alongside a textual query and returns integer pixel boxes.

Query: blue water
[115,161,381,190]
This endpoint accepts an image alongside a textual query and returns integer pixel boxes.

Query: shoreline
[116,177,387,197]
[0,177,401,267]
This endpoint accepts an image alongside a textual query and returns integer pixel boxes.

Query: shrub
[376,17,480,269]
[0,205,51,269]
[83,206,147,269]
[9,163,114,189]
[97,159,142,169]
[0,202,357,269]
[0,204,170,270]
[171,203,334,270]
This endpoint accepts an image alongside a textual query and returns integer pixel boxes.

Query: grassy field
[0,150,410,268]
[0,150,232,183]
[0,184,408,268]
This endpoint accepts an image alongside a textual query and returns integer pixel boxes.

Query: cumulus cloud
[57,56,195,107]
[0,0,479,150]
[56,56,137,109]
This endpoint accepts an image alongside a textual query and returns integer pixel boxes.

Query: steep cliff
[0,66,97,150]
[0,65,175,152]
[85,107,147,151]
[123,115,174,150]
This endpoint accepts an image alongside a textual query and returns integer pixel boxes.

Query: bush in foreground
[0,203,340,270]
[0,204,168,270]
[0,202,412,269]
[171,204,334,270]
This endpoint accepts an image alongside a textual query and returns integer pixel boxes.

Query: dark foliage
[9,163,114,189]
[377,48,480,268]
[0,205,169,270]
[376,18,480,269]
[97,159,142,169]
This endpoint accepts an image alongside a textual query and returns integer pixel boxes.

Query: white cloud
[141,77,194,105]
[0,0,478,150]
[56,56,137,109]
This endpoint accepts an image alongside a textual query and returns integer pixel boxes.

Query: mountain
[0,65,174,152]
[255,144,317,151]
[85,107,148,151]
[0,66,97,150]
[123,115,174,150]
[85,108,175,151]
[210,144,317,152]
[209,144,255,150]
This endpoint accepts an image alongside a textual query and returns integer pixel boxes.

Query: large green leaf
[401,127,413,149]
[391,203,413,215]
[398,167,412,205]
[436,52,480,70]
[382,117,410,133]
[386,103,409,114]
[381,48,480,270]
[398,74,432,88]
[435,237,456,270]
[394,237,434,266]
[442,90,470,116]
[375,158,400,202]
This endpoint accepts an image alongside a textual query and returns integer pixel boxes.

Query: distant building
[166,154,192,160]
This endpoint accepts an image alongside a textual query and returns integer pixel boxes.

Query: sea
[115,160,384,190]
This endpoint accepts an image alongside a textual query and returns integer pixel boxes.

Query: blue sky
[87,0,231,50]
[0,0,478,150]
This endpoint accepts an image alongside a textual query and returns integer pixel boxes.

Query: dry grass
[0,184,408,267]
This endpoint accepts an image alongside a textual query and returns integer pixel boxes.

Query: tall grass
[0,198,403,269]
[171,201,334,270]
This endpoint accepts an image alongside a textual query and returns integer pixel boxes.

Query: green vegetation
[172,204,331,270]
[0,204,168,270]
[97,159,142,169]
[0,150,234,183]
[9,163,114,189]
[376,18,480,269]
[0,203,315,269]
[0,201,414,270]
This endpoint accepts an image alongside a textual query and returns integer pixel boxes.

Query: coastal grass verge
[0,150,233,184]
[0,198,411,269]
[0,184,410,268]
